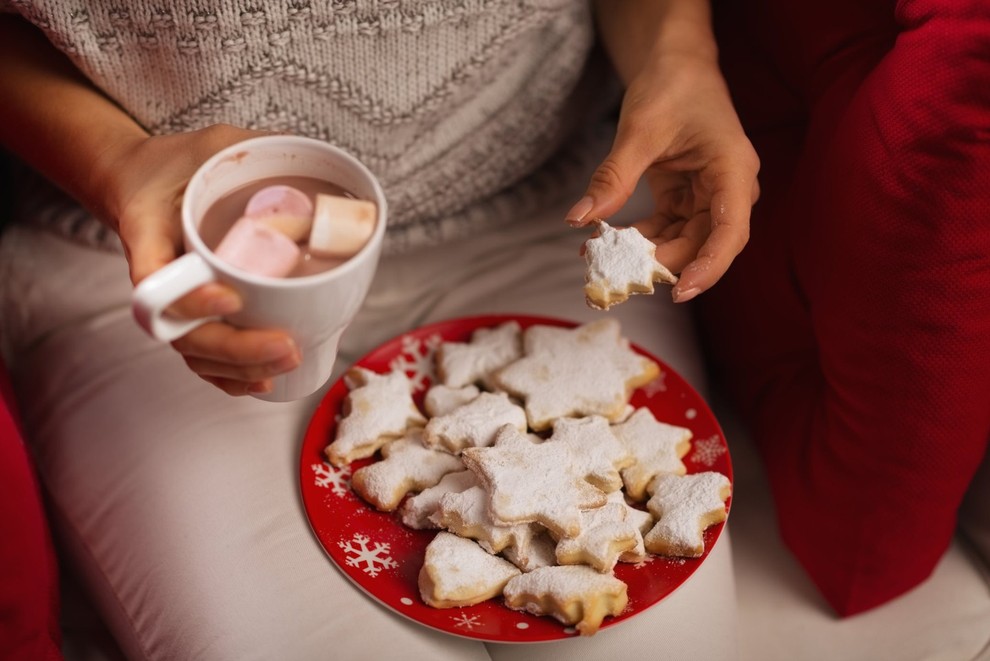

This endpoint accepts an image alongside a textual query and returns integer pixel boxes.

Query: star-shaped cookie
[461,424,607,538]
[492,319,660,431]
[584,221,678,310]
[546,416,633,493]
[554,500,642,573]
[611,407,692,501]
[325,367,427,467]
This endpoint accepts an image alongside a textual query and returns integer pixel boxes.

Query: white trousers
[0,191,738,661]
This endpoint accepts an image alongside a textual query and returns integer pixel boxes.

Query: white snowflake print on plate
[338,533,399,577]
[641,371,667,397]
[691,435,727,467]
[452,613,482,630]
[312,462,351,497]
[389,332,443,391]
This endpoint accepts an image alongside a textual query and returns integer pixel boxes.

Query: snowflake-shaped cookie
[644,472,731,557]
[611,407,692,501]
[461,425,607,538]
[325,367,427,467]
[584,221,678,310]
[423,391,527,454]
[493,319,660,431]
[436,321,523,389]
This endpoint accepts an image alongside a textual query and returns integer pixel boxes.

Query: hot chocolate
[200,175,372,277]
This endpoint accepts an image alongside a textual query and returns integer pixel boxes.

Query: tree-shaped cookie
[418,532,521,608]
[584,220,678,310]
[493,319,660,431]
[502,565,628,636]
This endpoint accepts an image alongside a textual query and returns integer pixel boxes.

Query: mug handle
[132,253,220,342]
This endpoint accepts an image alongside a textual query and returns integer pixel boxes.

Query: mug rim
[181,135,388,289]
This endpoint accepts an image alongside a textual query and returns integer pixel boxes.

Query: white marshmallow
[214,216,301,278]
[309,194,377,259]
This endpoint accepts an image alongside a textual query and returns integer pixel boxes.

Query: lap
[0,188,732,659]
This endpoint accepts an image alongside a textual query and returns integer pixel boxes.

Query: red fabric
[704,0,990,615]
[0,356,63,660]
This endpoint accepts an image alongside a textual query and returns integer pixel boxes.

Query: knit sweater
[1,0,614,254]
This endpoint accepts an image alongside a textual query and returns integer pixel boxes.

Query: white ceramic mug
[131,136,387,402]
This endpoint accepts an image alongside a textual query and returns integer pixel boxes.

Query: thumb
[119,202,184,286]
[565,129,650,227]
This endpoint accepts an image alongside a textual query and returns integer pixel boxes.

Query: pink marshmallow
[245,185,315,242]
[214,216,301,278]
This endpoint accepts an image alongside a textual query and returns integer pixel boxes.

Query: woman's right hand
[98,125,302,396]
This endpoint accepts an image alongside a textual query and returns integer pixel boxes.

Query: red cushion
[0,356,62,660]
[704,0,990,615]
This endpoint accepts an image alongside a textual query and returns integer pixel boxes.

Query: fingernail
[565,196,594,226]
[209,292,242,316]
[260,338,296,361]
[248,380,273,395]
[273,352,301,372]
[673,287,700,304]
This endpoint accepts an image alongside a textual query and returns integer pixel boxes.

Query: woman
[0,1,757,658]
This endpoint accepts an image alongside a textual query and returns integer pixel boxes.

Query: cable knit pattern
[2,0,613,253]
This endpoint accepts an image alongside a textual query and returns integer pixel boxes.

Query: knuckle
[589,158,634,198]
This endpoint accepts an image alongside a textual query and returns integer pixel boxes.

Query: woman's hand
[572,0,760,303]
[100,125,301,396]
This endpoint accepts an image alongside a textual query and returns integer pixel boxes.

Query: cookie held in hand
[584,221,678,310]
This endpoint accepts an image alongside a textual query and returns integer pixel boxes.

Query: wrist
[84,127,149,229]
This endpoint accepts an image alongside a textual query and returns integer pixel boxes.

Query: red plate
[300,314,732,642]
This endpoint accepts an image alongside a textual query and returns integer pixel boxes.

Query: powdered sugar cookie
[547,416,633,493]
[461,425,607,538]
[325,367,427,467]
[423,384,481,418]
[611,407,692,501]
[502,565,628,636]
[606,491,653,564]
[644,472,731,557]
[432,485,534,554]
[351,430,464,511]
[436,321,522,389]
[400,469,478,530]
[493,319,660,431]
[418,532,521,608]
[554,500,641,573]
[583,220,678,310]
[502,527,558,572]
[423,391,527,454]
